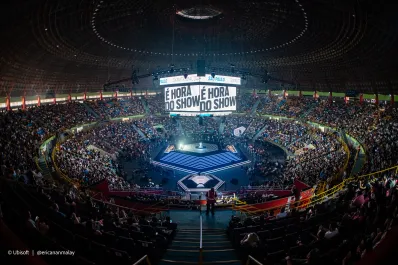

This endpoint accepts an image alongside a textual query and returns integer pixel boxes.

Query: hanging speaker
[197,60,205,76]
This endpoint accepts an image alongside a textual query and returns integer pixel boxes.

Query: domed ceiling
[0,0,397,96]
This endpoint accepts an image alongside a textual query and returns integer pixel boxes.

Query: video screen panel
[165,85,237,112]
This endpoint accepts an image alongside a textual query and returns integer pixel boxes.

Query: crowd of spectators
[134,118,158,139]
[0,102,96,184]
[1,170,176,265]
[52,96,396,196]
[145,94,165,115]
[1,94,398,265]
[1,95,398,203]
[28,102,96,133]
[237,94,258,113]
[179,116,220,136]
[227,168,398,265]
[235,118,347,188]
[255,95,398,176]
[149,116,182,137]
[55,120,164,190]
[86,98,145,118]
[223,115,253,138]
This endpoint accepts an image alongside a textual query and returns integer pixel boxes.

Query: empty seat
[116,236,135,254]
[74,256,96,265]
[289,245,309,258]
[130,231,145,241]
[115,227,129,236]
[101,231,117,247]
[232,227,247,246]
[57,227,75,249]
[284,232,298,248]
[299,229,313,245]
[246,225,260,233]
[75,235,90,255]
[140,225,156,237]
[271,227,285,238]
[89,241,108,263]
[257,230,271,242]
[108,248,131,265]
[286,224,300,234]
[136,240,154,253]
[260,223,274,231]
[266,237,285,253]
[266,249,286,263]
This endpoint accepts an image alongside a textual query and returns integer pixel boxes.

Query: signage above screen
[159,74,241,86]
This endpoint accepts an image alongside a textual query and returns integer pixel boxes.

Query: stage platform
[180,142,218,153]
[151,142,251,173]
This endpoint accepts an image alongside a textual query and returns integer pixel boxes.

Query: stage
[151,142,251,174]
[121,139,286,192]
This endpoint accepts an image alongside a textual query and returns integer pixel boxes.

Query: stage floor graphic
[178,173,224,192]
[152,142,251,173]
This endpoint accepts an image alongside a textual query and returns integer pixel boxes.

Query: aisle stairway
[286,135,306,148]
[299,101,318,120]
[252,125,267,140]
[340,129,349,144]
[177,120,185,135]
[219,122,226,134]
[250,98,261,115]
[82,102,100,118]
[141,98,151,115]
[276,99,286,110]
[132,124,148,139]
[351,152,366,175]
[37,159,53,180]
[159,228,241,265]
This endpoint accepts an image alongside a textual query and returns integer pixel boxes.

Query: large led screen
[165,85,237,112]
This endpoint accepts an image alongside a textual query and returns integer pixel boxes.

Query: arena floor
[122,140,286,192]
[152,141,250,173]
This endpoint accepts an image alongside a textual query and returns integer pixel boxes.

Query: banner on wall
[233,126,246,137]
[6,97,10,111]
[160,74,241,86]
[294,144,315,155]
[22,96,26,110]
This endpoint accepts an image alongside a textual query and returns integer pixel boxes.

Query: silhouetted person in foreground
[206,187,217,215]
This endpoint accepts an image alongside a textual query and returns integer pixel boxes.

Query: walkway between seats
[159,210,241,265]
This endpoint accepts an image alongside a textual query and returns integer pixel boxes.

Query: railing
[90,196,167,217]
[334,135,351,182]
[240,186,290,191]
[234,165,398,216]
[245,255,263,265]
[349,146,361,177]
[315,181,327,195]
[51,143,80,187]
[199,213,203,265]
[34,156,42,172]
[132,255,152,265]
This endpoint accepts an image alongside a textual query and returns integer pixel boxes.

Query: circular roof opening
[176,6,222,20]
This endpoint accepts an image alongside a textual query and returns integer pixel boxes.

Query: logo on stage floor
[190,174,212,187]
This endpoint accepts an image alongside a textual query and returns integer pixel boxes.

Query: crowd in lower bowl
[227,168,398,265]
[0,93,397,265]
